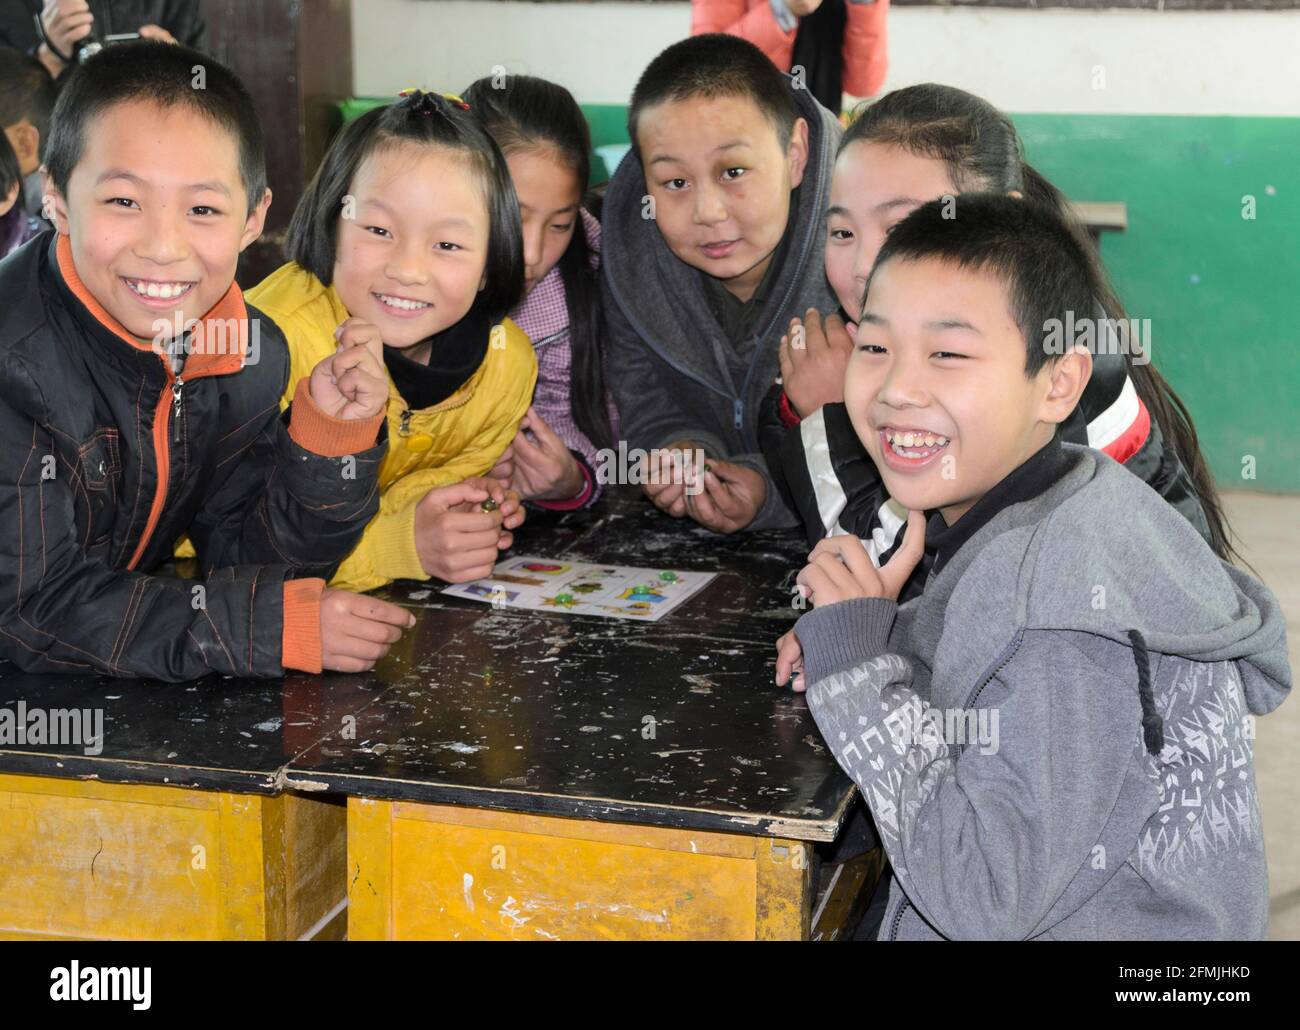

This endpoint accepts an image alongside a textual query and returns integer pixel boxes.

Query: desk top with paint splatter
[0,488,853,841]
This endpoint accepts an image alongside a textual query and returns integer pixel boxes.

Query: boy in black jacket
[0,40,413,681]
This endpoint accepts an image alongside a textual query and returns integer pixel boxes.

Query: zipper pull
[172,377,184,444]
[733,398,743,430]
[398,408,433,453]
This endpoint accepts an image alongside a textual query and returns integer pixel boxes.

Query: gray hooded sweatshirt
[796,443,1291,940]
[602,84,841,530]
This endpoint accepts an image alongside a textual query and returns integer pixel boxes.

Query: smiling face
[825,141,959,323]
[637,94,807,303]
[845,256,1084,526]
[53,99,268,342]
[332,141,490,361]
[507,146,582,297]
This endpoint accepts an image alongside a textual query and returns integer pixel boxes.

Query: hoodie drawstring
[1128,628,1165,757]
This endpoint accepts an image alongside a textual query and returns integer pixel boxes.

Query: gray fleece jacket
[796,444,1291,940]
[602,84,841,530]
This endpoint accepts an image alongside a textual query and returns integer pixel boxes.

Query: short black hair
[0,48,57,156]
[286,90,524,320]
[627,34,798,155]
[44,40,266,215]
[868,194,1100,376]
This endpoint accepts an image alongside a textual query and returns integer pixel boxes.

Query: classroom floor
[1223,491,1300,940]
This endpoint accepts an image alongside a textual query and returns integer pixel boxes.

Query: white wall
[353,1,1300,116]
[354,0,689,104]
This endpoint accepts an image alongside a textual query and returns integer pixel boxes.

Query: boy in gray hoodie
[603,34,840,532]
[787,194,1290,939]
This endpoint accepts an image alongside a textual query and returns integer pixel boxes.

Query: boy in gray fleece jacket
[788,194,1290,940]
[603,34,840,532]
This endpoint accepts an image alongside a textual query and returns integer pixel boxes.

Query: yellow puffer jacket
[246,262,537,593]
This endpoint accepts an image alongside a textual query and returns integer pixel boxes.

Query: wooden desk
[0,671,374,939]
[0,489,855,940]
[284,488,856,940]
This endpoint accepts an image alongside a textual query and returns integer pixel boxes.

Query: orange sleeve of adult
[843,0,890,99]
[692,0,796,71]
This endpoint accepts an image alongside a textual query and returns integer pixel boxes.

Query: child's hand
[508,407,585,501]
[642,442,700,518]
[309,318,389,421]
[414,479,507,582]
[459,477,525,549]
[778,309,855,419]
[319,588,415,673]
[796,512,927,607]
[775,628,806,693]
[683,458,766,534]
[444,475,520,526]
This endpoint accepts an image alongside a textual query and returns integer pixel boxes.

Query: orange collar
[55,233,250,377]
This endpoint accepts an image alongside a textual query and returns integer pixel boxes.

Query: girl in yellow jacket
[248,90,537,593]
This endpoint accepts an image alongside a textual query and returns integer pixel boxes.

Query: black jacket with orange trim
[0,231,386,681]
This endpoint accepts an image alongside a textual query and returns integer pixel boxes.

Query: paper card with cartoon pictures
[440,556,716,622]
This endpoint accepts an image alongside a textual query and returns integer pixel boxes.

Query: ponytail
[1090,273,1241,564]
[558,211,614,451]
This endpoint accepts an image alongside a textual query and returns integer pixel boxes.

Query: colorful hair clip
[395,88,436,115]
[396,88,468,113]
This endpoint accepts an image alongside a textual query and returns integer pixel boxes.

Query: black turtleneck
[382,306,492,409]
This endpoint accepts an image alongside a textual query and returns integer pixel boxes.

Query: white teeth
[128,279,191,299]
[378,293,430,311]
[884,428,950,457]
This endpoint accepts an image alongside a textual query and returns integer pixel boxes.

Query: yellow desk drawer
[348,797,813,940]
[0,773,345,940]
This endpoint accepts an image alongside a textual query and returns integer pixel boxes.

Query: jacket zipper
[529,328,568,351]
[172,377,185,444]
[887,895,909,940]
[962,631,1025,714]
[127,373,177,570]
[607,284,779,454]
[128,364,224,570]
